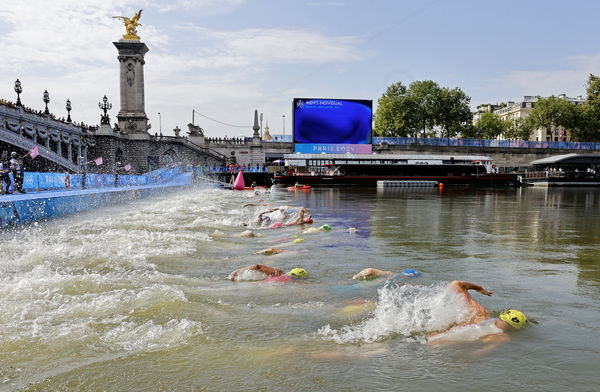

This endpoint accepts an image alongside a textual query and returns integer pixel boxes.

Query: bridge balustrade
[372,137,600,150]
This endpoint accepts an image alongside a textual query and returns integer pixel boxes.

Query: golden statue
[113,9,143,40]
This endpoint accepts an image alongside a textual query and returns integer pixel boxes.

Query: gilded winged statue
[113,9,143,40]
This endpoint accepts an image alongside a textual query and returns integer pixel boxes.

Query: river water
[1,185,599,391]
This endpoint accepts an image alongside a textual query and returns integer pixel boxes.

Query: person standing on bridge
[79,156,88,189]
[10,152,26,194]
[0,154,12,194]
[113,162,121,187]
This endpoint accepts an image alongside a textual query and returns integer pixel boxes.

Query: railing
[523,170,599,179]
[372,137,600,150]
[204,165,268,173]
[155,135,227,162]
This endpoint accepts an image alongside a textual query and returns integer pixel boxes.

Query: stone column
[113,40,149,138]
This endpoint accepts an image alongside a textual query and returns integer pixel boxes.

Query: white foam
[233,270,268,281]
[318,282,474,344]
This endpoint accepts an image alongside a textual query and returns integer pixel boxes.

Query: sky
[1,0,599,138]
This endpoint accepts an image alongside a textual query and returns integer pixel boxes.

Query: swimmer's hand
[479,288,493,296]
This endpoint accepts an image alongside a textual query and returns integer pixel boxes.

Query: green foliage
[503,117,532,140]
[527,95,578,131]
[374,80,472,138]
[373,82,410,137]
[476,111,505,139]
[571,74,600,142]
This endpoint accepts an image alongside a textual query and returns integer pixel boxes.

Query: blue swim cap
[401,269,421,277]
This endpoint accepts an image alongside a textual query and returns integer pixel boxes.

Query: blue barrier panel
[23,172,37,190]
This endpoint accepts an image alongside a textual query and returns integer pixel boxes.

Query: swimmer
[254,247,285,256]
[228,265,308,283]
[261,267,308,283]
[426,281,528,347]
[285,207,312,226]
[239,230,258,238]
[300,224,331,234]
[228,264,283,281]
[351,268,421,280]
[347,227,358,233]
[257,206,312,227]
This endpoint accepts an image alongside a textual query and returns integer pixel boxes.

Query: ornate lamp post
[14,79,22,107]
[66,99,72,122]
[98,95,112,125]
[282,114,285,139]
[158,112,162,134]
[43,90,50,115]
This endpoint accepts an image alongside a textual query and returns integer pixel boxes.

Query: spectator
[0,155,12,194]
[10,152,26,194]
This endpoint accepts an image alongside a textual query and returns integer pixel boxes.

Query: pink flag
[28,145,39,159]
[94,157,103,166]
[124,163,131,171]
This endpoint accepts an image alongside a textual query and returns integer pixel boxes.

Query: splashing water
[319,282,475,344]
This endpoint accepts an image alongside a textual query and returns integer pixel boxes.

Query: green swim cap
[500,309,527,329]
[287,268,308,279]
[293,238,305,243]
[320,224,331,231]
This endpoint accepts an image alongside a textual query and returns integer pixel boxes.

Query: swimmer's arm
[254,248,285,255]
[352,268,394,280]
[450,281,493,296]
[471,333,511,357]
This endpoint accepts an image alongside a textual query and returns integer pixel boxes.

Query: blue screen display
[293,98,372,144]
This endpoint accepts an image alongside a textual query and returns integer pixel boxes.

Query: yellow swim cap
[500,309,527,328]
[288,268,308,279]
[293,238,305,243]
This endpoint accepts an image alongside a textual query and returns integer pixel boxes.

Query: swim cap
[500,309,527,329]
[401,269,421,277]
[287,268,308,279]
[304,218,313,224]
[293,238,305,243]
[272,222,283,228]
[320,224,331,231]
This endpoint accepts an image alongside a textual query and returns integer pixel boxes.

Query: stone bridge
[0,103,92,171]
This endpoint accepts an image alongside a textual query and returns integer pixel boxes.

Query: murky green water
[1,185,599,391]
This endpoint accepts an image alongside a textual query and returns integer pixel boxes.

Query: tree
[373,82,410,137]
[406,80,441,137]
[437,87,473,138]
[475,111,505,139]
[503,117,532,140]
[374,80,473,138]
[572,74,600,141]
[527,96,578,136]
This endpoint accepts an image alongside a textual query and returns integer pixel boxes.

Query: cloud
[210,28,361,65]
[0,1,363,136]
[155,0,246,14]
[479,53,600,102]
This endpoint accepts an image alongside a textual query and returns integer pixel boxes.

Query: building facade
[475,94,586,142]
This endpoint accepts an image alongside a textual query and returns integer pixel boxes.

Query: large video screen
[293,98,372,154]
